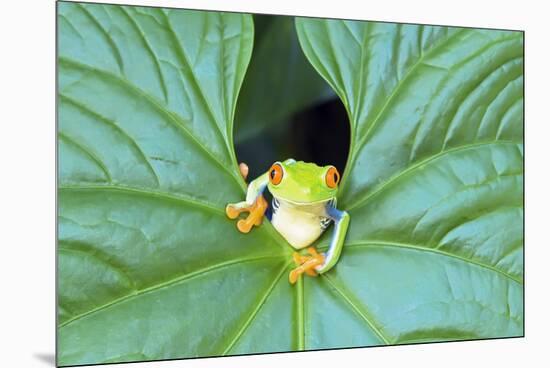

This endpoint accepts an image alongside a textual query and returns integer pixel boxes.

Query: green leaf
[57,3,523,366]
[296,18,523,343]
[57,3,290,365]
[234,15,335,143]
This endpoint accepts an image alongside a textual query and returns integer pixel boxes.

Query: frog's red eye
[325,166,340,188]
[269,163,283,185]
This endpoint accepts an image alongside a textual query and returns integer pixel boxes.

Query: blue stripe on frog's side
[321,198,337,229]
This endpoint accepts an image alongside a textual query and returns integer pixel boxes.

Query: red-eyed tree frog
[226,159,350,284]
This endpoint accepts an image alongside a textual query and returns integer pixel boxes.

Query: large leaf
[234,15,335,143]
[57,3,290,365]
[296,19,523,343]
[57,3,523,366]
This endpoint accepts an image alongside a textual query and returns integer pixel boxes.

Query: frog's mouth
[273,196,335,207]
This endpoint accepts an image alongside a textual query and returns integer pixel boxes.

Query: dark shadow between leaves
[235,98,351,180]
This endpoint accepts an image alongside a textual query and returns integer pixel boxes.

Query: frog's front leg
[288,206,350,284]
[316,206,350,274]
[226,172,269,233]
[289,247,325,284]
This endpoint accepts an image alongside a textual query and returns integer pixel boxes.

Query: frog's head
[267,159,340,204]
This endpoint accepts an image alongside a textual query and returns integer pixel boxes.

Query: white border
[2,1,548,367]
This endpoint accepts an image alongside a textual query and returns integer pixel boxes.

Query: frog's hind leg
[225,195,268,233]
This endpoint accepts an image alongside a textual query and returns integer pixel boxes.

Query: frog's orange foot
[225,195,268,234]
[289,247,325,284]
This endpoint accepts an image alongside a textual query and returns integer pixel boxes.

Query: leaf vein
[322,274,390,344]
[357,28,468,147]
[441,56,523,149]
[347,140,521,211]
[339,28,468,194]
[411,173,523,237]
[296,275,305,350]
[476,75,523,140]
[59,56,244,189]
[59,184,225,215]
[344,241,523,284]
[118,6,168,102]
[58,131,112,182]
[59,246,137,292]
[496,98,523,140]
[221,263,290,355]
[160,11,230,152]
[77,3,125,74]
[59,255,285,329]
[59,94,160,186]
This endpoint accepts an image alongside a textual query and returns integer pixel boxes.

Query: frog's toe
[292,252,308,266]
[227,196,267,233]
[237,218,254,233]
[249,195,268,225]
[288,267,316,283]
[307,247,321,257]
[225,204,241,219]
[289,269,300,284]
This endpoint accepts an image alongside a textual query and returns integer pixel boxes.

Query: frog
[225,159,350,284]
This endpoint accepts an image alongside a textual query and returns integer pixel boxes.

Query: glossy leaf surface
[57,3,523,366]
[296,18,523,344]
[58,3,289,365]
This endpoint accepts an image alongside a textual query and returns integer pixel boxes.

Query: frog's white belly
[271,198,331,249]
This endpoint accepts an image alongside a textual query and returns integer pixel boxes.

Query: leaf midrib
[160,11,230,152]
[340,30,522,196]
[337,28,469,194]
